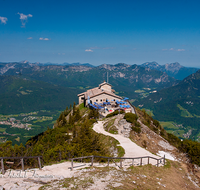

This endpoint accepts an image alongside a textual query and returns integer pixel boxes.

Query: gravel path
[93,120,160,165]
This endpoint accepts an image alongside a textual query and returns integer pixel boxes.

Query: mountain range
[0,62,178,101]
[141,61,199,80]
[0,61,200,141]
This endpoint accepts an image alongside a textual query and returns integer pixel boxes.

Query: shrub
[132,126,141,133]
[153,119,160,128]
[124,113,138,123]
[164,133,181,149]
[133,120,141,127]
[106,110,124,118]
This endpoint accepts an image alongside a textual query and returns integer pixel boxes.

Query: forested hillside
[135,69,200,141]
[0,104,122,167]
[0,75,81,114]
[1,103,200,170]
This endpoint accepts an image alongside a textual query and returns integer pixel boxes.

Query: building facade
[77,82,122,106]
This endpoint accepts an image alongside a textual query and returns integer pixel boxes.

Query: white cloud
[57,53,65,55]
[27,37,32,39]
[177,49,185,52]
[39,37,50,41]
[162,48,185,52]
[85,49,93,52]
[18,13,32,27]
[0,16,8,24]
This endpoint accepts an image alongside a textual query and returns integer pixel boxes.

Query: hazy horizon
[1,0,200,67]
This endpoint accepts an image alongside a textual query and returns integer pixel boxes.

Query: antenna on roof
[107,71,109,83]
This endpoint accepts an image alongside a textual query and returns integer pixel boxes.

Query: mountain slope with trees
[135,69,200,140]
[0,75,81,114]
[0,62,178,101]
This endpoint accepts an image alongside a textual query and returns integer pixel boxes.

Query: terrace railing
[70,155,165,171]
[0,156,42,175]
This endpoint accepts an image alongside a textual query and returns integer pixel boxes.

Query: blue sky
[0,0,200,67]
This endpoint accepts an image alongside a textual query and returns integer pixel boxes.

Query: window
[100,99,102,102]
[96,99,98,102]
[114,99,115,101]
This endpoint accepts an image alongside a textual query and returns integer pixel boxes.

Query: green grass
[160,121,187,138]
[0,128,6,132]
[177,104,193,117]
[160,121,176,129]
[79,103,86,110]
[144,109,154,117]
[109,125,118,134]
[117,146,125,157]
[104,118,116,133]
[135,89,145,93]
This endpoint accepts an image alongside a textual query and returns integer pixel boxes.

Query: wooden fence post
[1,158,4,175]
[21,158,24,171]
[140,158,142,166]
[38,157,42,169]
[132,159,134,166]
[157,159,159,167]
[107,159,109,167]
[164,155,165,165]
[71,159,73,171]
[91,156,94,167]
[120,159,122,168]
[148,157,149,165]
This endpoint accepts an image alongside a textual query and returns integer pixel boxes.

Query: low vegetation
[106,110,124,118]
[124,112,141,133]
[0,103,124,169]
[135,107,200,166]
[104,118,118,134]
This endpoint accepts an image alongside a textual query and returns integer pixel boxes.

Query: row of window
[96,99,115,102]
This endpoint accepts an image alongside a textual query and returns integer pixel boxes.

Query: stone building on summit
[77,82,122,106]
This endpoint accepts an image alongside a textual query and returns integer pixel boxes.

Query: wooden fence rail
[0,156,42,175]
[70,155,165,171]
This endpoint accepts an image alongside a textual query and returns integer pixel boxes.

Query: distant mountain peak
[141,62,160,69]
[141,61,198,80]
[114,63,129,67]
[165,62,183,70]
[20,60,29,64]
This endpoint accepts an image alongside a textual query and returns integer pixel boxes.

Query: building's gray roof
[77,82,122,100]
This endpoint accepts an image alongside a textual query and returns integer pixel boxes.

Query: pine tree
[74,108,81,121]
[73,102,76,116]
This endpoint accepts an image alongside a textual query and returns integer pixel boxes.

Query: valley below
[0,110,61,145]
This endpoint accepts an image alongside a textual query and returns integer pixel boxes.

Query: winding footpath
[93,120,160,165]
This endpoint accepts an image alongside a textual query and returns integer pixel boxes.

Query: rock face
[118,119,132,138]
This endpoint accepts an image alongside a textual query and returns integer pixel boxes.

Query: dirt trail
[93,120,160,165]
